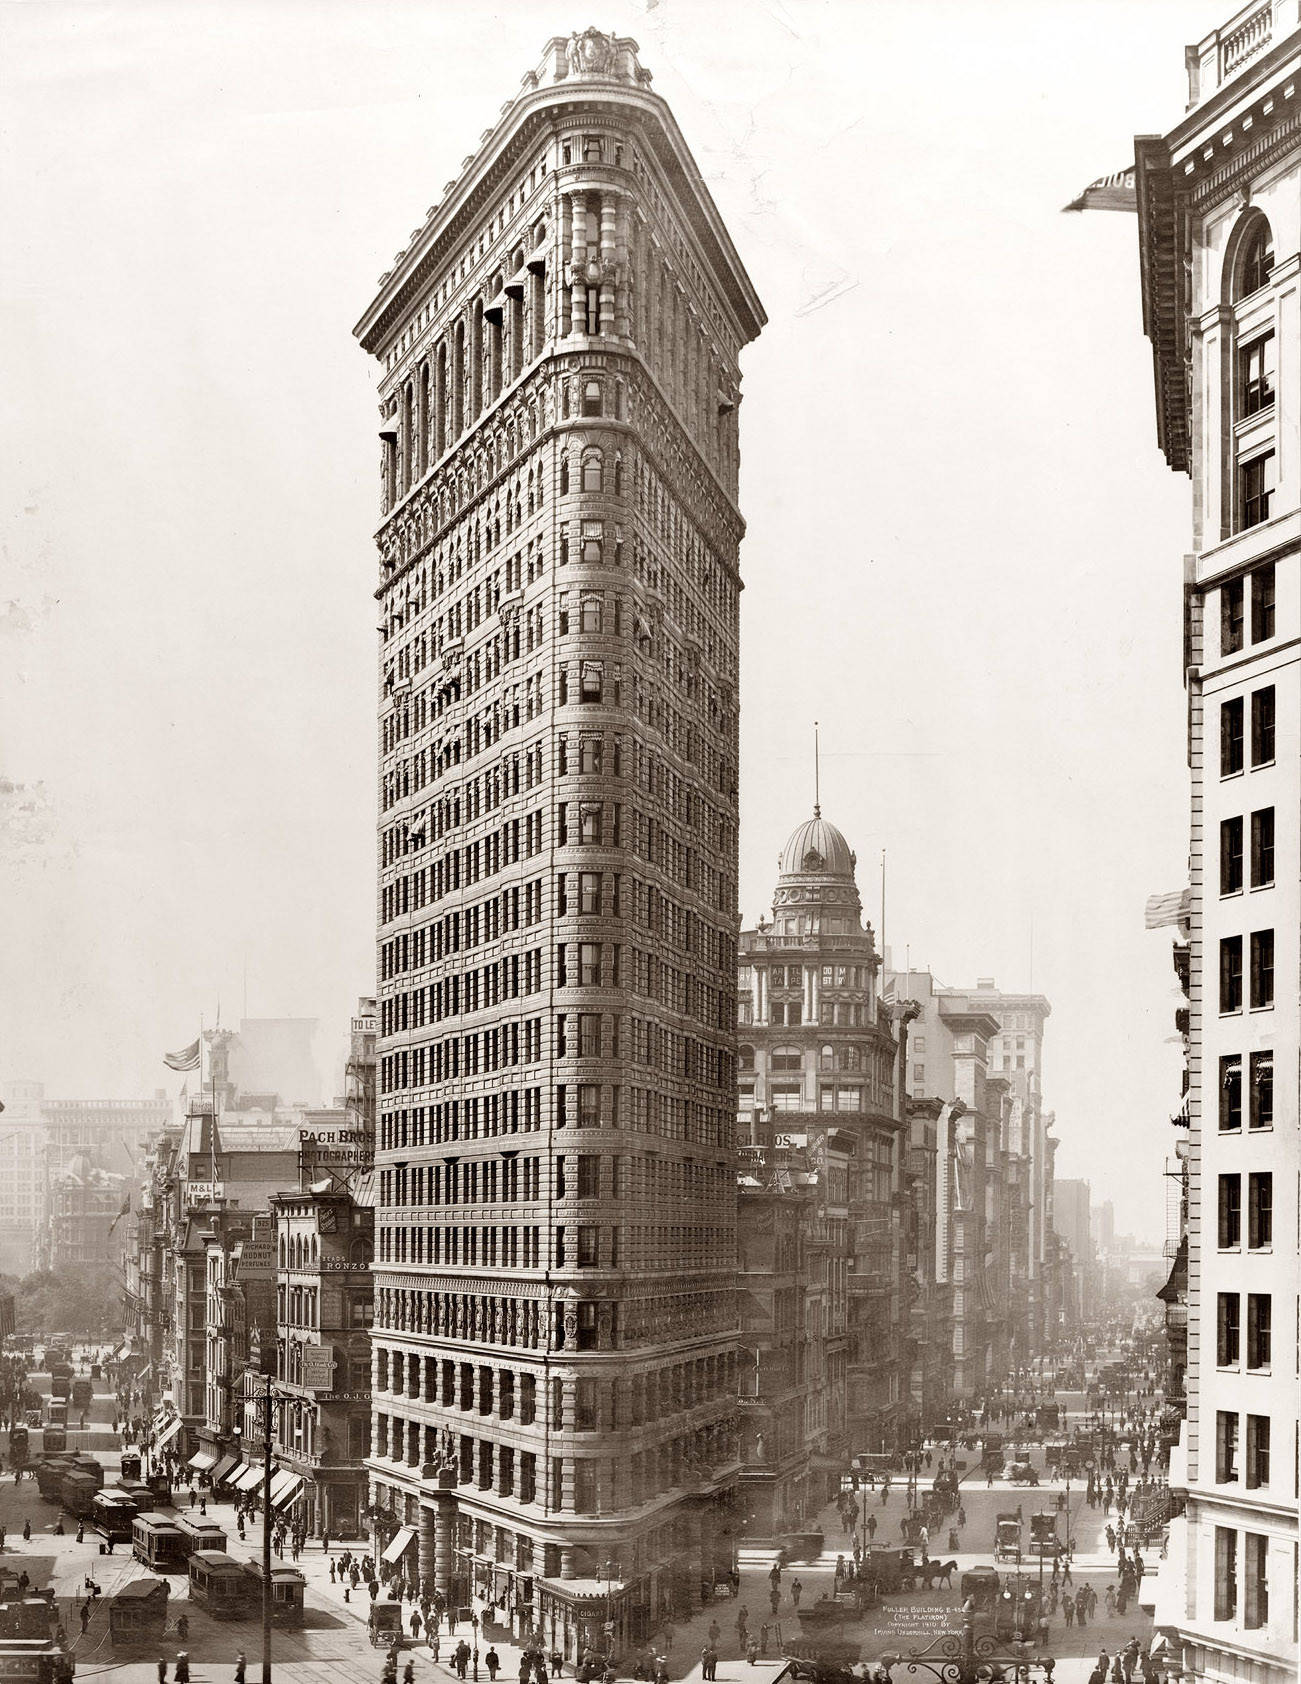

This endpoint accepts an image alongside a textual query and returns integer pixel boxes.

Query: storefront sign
[300,1344,335,1391]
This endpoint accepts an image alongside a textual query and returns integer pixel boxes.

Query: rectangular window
[576,1225,598,1267]
[576,1155,599,1199]
[1249,929,1274,1008]
[1246,1417,1270,1491]
[1218,1174,1241,1248]
[573,1462,597,1513]
[579,943,600,986]
[1221,578,1245,655]
[1220,936,1243,1012]
[577,1014,600,1057]
[1221,696,1244,775]
[1248,1171,1272,1248]
[1220,1054,1242,1130]
[1217,1291,1240,1365]
[1243,1532,1268,1630]
[1240,452,1274,530]
[1214,1527,1237,1622]
[579,872,601,914]
[1251,686,1275,765]
[1249,1051,1272,1128]
[1247,1293,1271,1369]
[770,1083,802,1113]
[1221,816,1244,893]
[1216,1410,1239,1482]
[1251,563,1275,642]
[1239,335,1275,418]
[1250,808,1274,886]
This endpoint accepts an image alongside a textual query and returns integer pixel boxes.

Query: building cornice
[355,59,764,357]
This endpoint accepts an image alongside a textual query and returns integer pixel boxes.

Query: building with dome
[736,808,910,1534]
[45,1153,130,1275]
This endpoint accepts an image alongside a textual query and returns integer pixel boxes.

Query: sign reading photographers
[300,1344,336,1392]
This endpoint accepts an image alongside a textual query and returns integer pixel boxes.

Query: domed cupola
[771,805,863,935]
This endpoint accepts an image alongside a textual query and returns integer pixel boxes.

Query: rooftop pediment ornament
[566,28,616,77]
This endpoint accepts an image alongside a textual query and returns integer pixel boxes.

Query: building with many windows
[356,29,764,1656]
[1128,4,1301,1677]
[736,811,907,1500]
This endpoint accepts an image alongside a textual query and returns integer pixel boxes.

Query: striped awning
[381,1524,418,1565]
[270,1473,304,1510]
[155,1417,183,1448]
[212,1456,238,1484]
[188,1451,218,1472]
[233,1464,266,1492]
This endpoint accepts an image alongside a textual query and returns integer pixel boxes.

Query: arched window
[560,457,570,496]
[581,451,603,493]
[613,456,623,496]
[819,1044,835,1071]
[1235,216,1274,300]
[770,1046,802,1073]
[582,380,603,418]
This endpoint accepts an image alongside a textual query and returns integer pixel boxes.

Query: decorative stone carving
[565,28,615,77]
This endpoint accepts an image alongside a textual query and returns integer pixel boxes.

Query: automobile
[368,1602,406,1647]
[775,1531,825,1567]
[994,1515,1021,1563]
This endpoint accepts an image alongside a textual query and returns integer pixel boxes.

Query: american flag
[163,1037,200,1072]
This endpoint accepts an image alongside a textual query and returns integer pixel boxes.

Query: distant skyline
[1,0,1220,1240]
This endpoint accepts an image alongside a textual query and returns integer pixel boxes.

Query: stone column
[599,195,618,337]
[614,199,631,339]
[570,195,589,337]
[434,1490,456,1597]
[418,1503,438,1596]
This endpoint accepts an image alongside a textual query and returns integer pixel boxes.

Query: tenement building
[736,809,907,1521]
[354,30,764,1658]
[1131,4,1300,1679]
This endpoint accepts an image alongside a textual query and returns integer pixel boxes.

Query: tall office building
[354,30,764,1659]
[1133,5,1300,1679]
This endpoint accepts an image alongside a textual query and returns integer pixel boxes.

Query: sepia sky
[0,0,1222,1238]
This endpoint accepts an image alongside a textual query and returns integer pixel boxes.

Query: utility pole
[262,1373,274,1684]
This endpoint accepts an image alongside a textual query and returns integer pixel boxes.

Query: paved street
[0,1375,1157,1684]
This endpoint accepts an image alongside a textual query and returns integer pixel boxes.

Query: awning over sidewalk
[233,1464,265,1492]
[188,1451,218,1472]
[155,1418,183,1449]
[270,1472,304,1510]
[381,1525,418,1565]
[212,1456,238,1485]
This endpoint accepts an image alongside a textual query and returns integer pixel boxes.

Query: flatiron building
[355,29,764,1659]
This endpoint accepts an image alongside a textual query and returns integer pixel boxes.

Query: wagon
[775,1531,824,1567]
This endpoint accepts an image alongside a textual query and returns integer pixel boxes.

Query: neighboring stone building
[736,809,907,1509]
[1126,6,1301,1678]
[268,1188,374,1539]
[1052,1177,1096,1324]
[45,1154,129,1275]
[357,29,764,1655]
[0,1081,49,1277]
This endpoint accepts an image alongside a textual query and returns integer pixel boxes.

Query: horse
[918,1560,958,1589]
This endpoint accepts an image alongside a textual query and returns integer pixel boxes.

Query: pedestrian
[769,1586,779,1616]
[330,1560,337,1583]
[791,1579,803,1608]
[235,1652,246,1684]
[701,1647,717,1681]
[403,1663,416,1684]
[735,1608,748,1645]
[455,1640,470,1679]
[746,1639,759,1667]
[1064,1597,1075,1628]
[1076,1589,1089,1629]
[550,1648,563,1677]
[156,1659,168,1684]
[21,1521,29,1543]
[486,1648,500,1680]
[411,1610,422,1640]
[708,1621,721,1648]
[866,1513,877,1540]
[80,1603,90,1634]
[759,1624,770,1657]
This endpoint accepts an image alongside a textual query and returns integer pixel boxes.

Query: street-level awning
[381,1525,418,1565]
[233,1464,265,1492]
[188,1451,218,1472]
[270,1472,304,1510]
[155,1418,183,1449]
[212,1456,238,1485]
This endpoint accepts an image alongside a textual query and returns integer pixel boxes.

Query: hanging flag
[164,1038,201,1072]
[108,1191,131,1235]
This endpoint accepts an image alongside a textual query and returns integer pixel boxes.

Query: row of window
[1218,1051,1272,1129]
[1216,1171,1273,1249]
[1219,684,1274,774]
[760,1001,874,1028]
[1215,1290,1271,1369]
[1217,930,1273,1012]
[1220,562,1275,656]
[1219,807,1273,893]
[379,1081,730,1150]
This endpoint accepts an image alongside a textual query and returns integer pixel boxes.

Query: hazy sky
[1,0,1220,1238]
